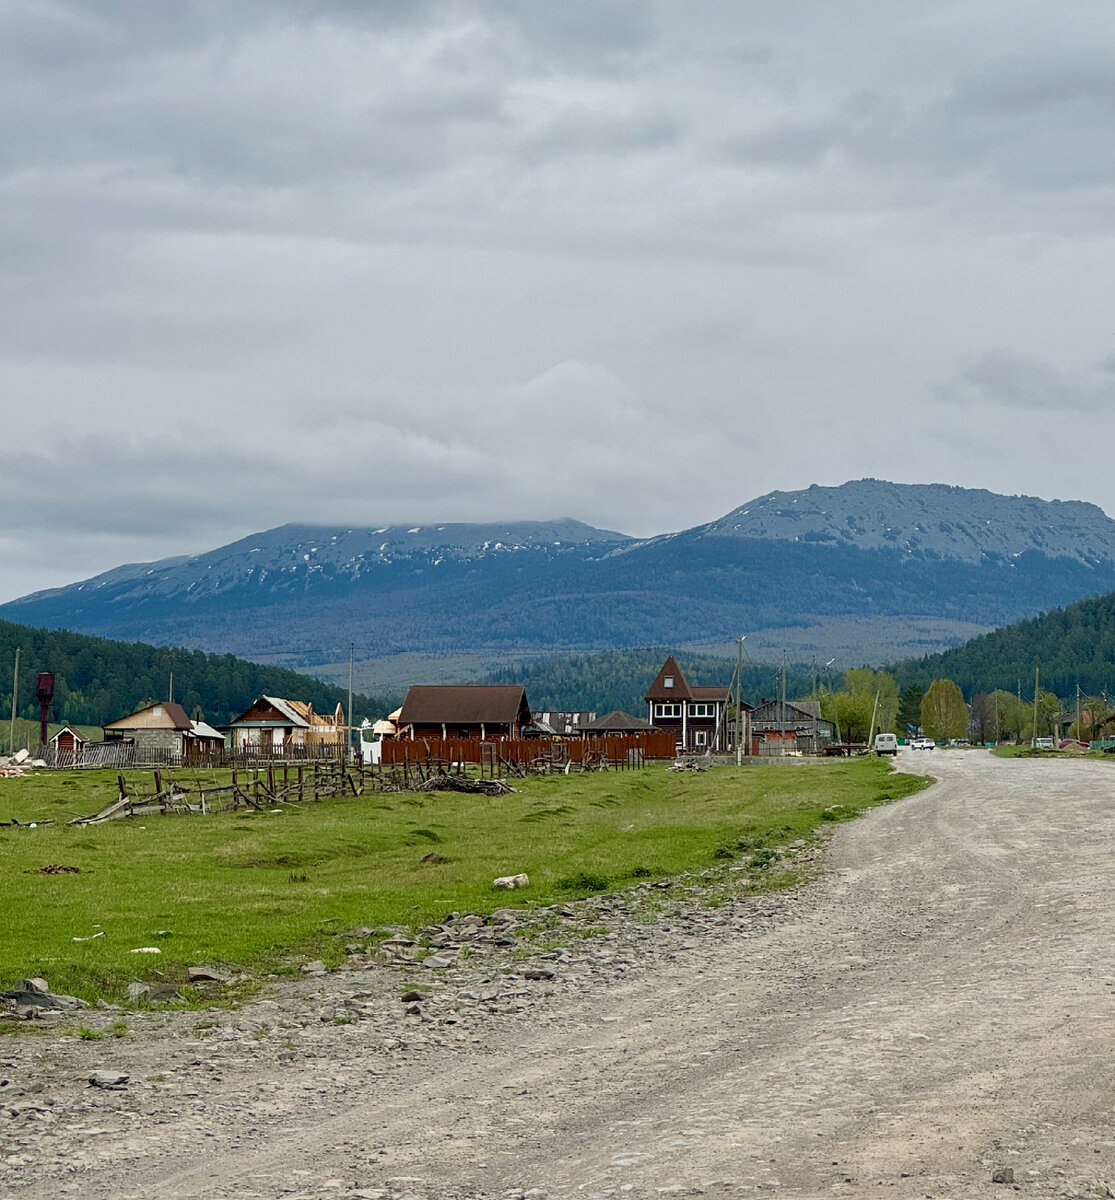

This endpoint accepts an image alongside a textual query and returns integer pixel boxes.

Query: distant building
[644,656,742,753]
[397,685,533,740]
[579,710,653,736]
[533,710,597,736]
[750,698,834,755]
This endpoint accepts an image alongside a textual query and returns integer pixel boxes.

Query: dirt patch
[1,750,1113,1200]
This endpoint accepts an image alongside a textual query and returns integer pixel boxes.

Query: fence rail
[380,732,676,768]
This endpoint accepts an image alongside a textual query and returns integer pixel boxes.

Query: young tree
[920,678,968,741]
[987,689,1028,741]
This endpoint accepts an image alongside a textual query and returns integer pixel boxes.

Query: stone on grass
[187,965,231,983]
[493,873,530,890]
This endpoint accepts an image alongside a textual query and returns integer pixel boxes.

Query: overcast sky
[1,0,1111,601]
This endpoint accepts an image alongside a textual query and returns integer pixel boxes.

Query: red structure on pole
[35,672,54,748]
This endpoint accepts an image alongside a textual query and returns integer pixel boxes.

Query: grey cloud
[940,351,1115,413]
[1,1,1114,602]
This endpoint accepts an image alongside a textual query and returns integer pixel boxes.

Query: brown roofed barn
[397,685,532,740]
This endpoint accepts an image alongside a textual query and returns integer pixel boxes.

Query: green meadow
[0,759,929,1003]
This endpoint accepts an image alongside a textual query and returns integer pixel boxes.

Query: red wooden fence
[380,732,676,767]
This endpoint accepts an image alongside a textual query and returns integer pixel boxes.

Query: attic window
[153,706,163,716]
[664,676,674,688]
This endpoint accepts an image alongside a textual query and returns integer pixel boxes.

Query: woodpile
[412,773,514,796]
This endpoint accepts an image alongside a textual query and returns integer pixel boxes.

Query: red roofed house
[644,656,743,754]
[397,685,533,741]
[50,725,88,765]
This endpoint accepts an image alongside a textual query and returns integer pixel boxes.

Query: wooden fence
[381,732,676,770]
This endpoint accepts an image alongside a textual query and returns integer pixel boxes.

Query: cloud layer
[1,0,1111,599]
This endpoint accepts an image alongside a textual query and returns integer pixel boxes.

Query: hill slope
[6,482,1115,676]
[0,619,389,731]
[893,590,1115,699]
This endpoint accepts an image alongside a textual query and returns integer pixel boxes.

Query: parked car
[874,733,898,756]
[910,737,936,750]
[1033,737,1056,750]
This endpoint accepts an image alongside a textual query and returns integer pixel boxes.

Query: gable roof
[103,701,193,732]
[398,685,531,726]
[752,699,832,725]
[645,656,693,702]
[580,709,653,732]
[228,697,344,729]
[50,725,89,744]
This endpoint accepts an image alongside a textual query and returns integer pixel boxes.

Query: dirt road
[3,750,1114,1200]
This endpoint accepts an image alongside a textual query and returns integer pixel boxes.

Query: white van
[874,733,898,756]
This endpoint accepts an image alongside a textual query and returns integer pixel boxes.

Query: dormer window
[664,676,674,688]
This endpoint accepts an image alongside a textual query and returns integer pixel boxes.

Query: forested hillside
[0,620,388,729]
[893,590,1115,699]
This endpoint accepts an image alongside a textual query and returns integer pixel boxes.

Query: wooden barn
[396,685,533,741]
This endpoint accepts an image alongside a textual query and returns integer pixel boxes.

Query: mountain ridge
[6,480,1115,675]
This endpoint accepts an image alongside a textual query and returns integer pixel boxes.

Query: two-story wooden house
[644,656,742,753]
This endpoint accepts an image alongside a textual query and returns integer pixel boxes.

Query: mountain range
[7,479,1115,690]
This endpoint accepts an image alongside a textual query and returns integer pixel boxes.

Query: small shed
[50,726,89,764]
[185,720,226,761]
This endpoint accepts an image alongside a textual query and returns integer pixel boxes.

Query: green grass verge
[0,759,929,1003]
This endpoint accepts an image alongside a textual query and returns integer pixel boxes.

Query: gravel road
[3,750,1113,1200]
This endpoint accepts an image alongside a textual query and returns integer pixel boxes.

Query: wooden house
[533,710,597,737]
[397,685,532,740]
[750,698,834,755]
[227,696,346,754]
[645,656,742,753]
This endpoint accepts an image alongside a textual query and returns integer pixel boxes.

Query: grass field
[0,758,929,1003]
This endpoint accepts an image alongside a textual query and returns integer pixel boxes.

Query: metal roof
[398,685,531,726]
[103,701,192,732]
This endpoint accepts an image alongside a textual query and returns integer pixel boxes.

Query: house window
[695,730,708,746]
[655,703,681,718]
[663,676,674,688]
[689,703,713,718]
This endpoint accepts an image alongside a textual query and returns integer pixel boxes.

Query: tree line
[0,619,388,730]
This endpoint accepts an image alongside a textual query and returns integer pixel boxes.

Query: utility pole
[348,642,355,762]
[8,647,19,755]
[1031,665,1040,747]
[1076,681,1082,742]
[779,653,788,756]
[866,689,880,749]
[168,670,174,704]
[810,657,818,751]
[735,635,745,766]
